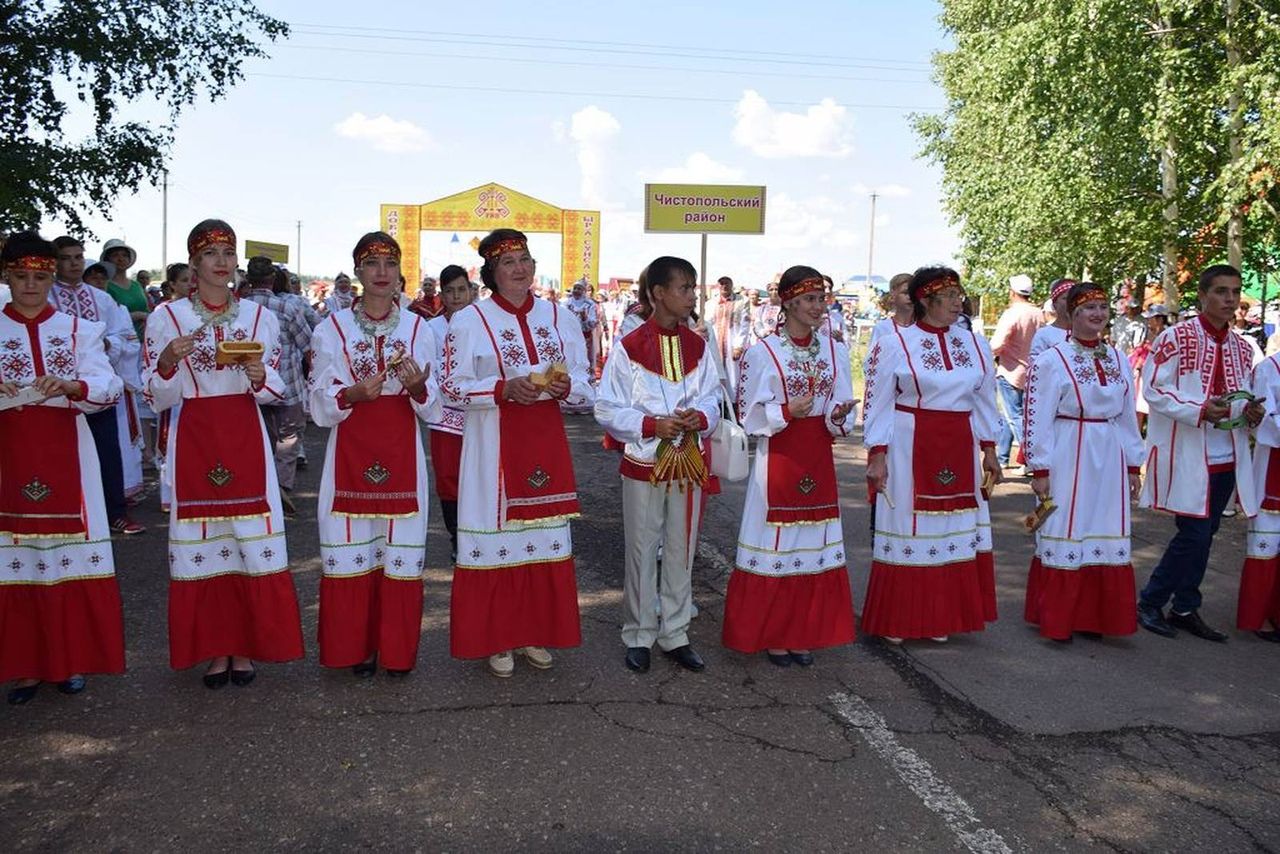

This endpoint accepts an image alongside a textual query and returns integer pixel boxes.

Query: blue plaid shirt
[244,288,314,405]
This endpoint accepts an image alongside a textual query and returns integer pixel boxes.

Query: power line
[247,71,941,110]
[291,21,935,69]
[288,26,935,74]
[278,41,931,86]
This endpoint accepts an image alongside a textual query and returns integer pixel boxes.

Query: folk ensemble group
[3,220,1279,706]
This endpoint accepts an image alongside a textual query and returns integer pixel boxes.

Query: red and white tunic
[861,321,1000,638]
[1240,355,1280,631]
[1140,316,1259,517]
[722,331,857,652]
[1022,338,1145,638]
[310,307,434,670]
[0,305,125,682]
[440,292,592,658]
[142,296,303,669]
[426,314,464,501]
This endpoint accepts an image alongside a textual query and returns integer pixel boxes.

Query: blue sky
[60,0,956,288]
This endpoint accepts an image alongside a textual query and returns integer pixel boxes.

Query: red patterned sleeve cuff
[695,411,709,431]
[781,406,793,424]
[642,416,656,438]
[156,361,177,380]
[1127,465,1141,475]
[979,440,996,450]
[494,380,506,405]
[1030,469,1050,479]
[868,445,888,457]
[336,389,352,410]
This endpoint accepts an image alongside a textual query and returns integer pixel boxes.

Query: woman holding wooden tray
[861,266,1002,643]
[439,228,593,678]
[141,219,303,689]
[1022,282,1144,641]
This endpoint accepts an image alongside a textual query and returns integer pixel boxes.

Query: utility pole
[161,169,168,269]
[296,220,302,275]
[1225,0,1244,268]
[866,193,879,289]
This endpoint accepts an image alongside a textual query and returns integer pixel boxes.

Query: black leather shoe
[625,647,651,673]
[1255,629,1280,643]
[352,656,377,678]
[386,669,411,678]
[229,665,256,687]
[1137,603,1177,638]
[766,652,792,667]
[7,683,39,705]
[789,651,815,667]
[663,645,705,672]
[57,675,86,694]
[202,669,230,690]
[1168,610,1228,642]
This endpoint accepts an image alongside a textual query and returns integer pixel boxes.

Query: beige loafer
[515,646,553,670]
[488,651,514,678]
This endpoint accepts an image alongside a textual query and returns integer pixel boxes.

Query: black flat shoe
[662,645,705,672]
[202,670,230,690]
[229,666,256,687]
[352,656,378,678]
[625,647,651,673]
[1137,603,1177,638]
[789,651,815,667]
[1168,610,1228,642]
[57,675,87,694]
[1078,631,1103,640]
[7,683,39,705]
[766,652,792,668]
[386,669,411,678]
[1255,629,1280,643]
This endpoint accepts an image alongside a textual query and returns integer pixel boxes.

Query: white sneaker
[488,651,514,678]
[930,635,949,643]
[515,646,553,670]
[882,636,903,645]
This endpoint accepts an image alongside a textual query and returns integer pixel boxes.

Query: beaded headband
[481,238,528,260]
[7,256,57,273]
[779,276,824,302]
[354,239,400,267]
[1050,279,1077,301]
[188,227,236,257]
[915,274,960,300]
[1069,288,1108,313]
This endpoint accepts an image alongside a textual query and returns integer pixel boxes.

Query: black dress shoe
[1078,631,1103,640]
[1137,603,1177,638]
[57,675,87,694]
[1168,610,1228,642]
[625,647,651,673]
[352,656,378,678]
[7,683,39,705]
[789,652,815,667]
[662,645,705,672]
[386,669,411,678]
[202,670,230,690]
[229,666,256,687]
[766,652,792,667]
[1255,629,1280,643]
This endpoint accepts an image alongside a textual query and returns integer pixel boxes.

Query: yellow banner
[644,183,767,234]
[419,182,565,234]
[380,204,421,295]
[561,210,600,291]
[244,240,289,264]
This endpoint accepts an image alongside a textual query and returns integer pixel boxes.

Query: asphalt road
[2,417,1278,853]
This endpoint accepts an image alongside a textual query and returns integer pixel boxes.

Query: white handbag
[710,393,750,481]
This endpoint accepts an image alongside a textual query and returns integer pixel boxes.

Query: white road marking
[830,692,1015,854]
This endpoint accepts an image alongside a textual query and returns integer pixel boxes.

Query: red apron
[332,395,419,517]
[173,393,270,521]
[766,415,839,524]
[1263,447,1280,512]
[500,399,579,522]
[898,404,979,513]
[0,406,86,537]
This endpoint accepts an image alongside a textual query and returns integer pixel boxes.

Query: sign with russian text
[643,184,767,234]
[244,240,289,264]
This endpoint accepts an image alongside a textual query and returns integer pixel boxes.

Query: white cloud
[646,152,745,184]
[731,90,854,159]
[333,112,430,153]
[568,105,621,208]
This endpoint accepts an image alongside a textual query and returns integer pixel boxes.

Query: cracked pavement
[2,419,1278,852]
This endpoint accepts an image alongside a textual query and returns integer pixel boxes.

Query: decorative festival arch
[380,182,600,297]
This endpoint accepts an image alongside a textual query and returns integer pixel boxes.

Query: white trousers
[621,477,702,650]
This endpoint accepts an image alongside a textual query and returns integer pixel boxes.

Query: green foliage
[916,0,1280,302]
[0,0,287,234]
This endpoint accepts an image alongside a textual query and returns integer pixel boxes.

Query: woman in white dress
[722,265,857,666]
[862,266,1002,642]
[1023,282,1143,641]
